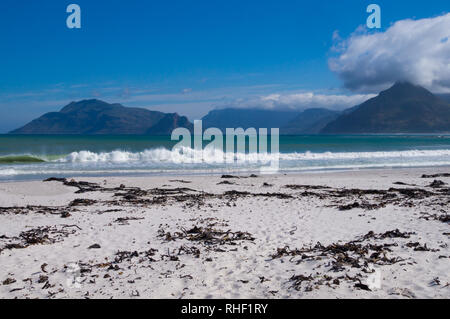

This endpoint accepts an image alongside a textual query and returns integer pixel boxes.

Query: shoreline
[1,164,450,184]
[0,167,449,298]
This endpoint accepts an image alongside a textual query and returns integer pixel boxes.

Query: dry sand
[0,167,449,299]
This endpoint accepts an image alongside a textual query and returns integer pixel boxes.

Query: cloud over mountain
[329,13,450,93]
[215,92,374,111]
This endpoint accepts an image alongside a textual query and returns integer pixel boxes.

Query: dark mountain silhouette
[201,107,341,134]
[321,82,450,134]
[438,93,450,104]
[202,108,300,132]
[282,108,340,134]
[146,113,193,135]
[10,99,193,135]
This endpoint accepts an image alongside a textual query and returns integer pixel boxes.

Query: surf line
[171,119,280,173]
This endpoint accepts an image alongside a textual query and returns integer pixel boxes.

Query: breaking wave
[55,148,450,164]
[0,148,449,178]
[0,168,18,176]
[0,155,46,164]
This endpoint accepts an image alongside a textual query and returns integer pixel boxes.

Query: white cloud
[329,13,450,93]
[215,92,375,111]
[332,30,341,42]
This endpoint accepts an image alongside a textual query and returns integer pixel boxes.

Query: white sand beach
[0,168,449,299]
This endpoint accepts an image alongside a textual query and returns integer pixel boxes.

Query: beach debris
[62,224,82,230]
[285,184,331,190]
[273,229,416,292]
[419,212,450,224]
[69,199,97,207]
[429,277,441,286]
[223,190,293,200]
[2,278,16,285]
[217,181,235,185]
[421,173,450,178]
[148,187,198,195]
[84,247,160,270]
[388,287,416,299]
[41,280,54,290]
[41,263,48,273]
[114,250,139,263]
[221,175,240,179]
[131,290,140,297]
[405,242,439,252]
[42,177,67,183]
[354,283,371,291]
[0,225,80,254]
[338,201,385,211]
[44,177,147,195]
[37,275,49,284]
[6,226,77,249]
[0,205,63,216]
[88,244,101,249]
[259,276,270,283]
[289,274,313,290]
[161,249,179,261]
[428,180,447,188]
[113,216,145,225]
[158,225,255,246]
[369,229,415,240]
[289,226,297,235]
[60,211,71,218]
[9,287,24,293]
[37,177,448,215]
[393,182,417,186]
[169,180,192,184]
[177,245,201,258]
[282,183,446,212]
[44,177,102,193]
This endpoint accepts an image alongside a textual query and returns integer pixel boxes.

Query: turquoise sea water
[1,134,450,181]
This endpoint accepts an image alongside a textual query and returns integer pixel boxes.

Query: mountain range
[321,82,450,134]
[10,99,192,135]
[202,108,300,133]
[9,82,450,135]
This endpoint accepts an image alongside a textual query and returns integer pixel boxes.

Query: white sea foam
[1,148,449,178]
[1,160,450,178]
[280,149,450,160]
[59,147,275,164]
[0,169,18,176]
[56,148,450,164]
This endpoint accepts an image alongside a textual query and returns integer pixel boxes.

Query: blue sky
[0,0,449,132]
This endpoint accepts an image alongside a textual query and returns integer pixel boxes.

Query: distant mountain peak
[321,83,450,134]
[379,81,435,100]
[10,99,193,135]
[60,99,117,113]
[201,107,340,135]
[392,81,418,88]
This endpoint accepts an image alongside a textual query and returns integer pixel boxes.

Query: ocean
[1,134,450,181]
